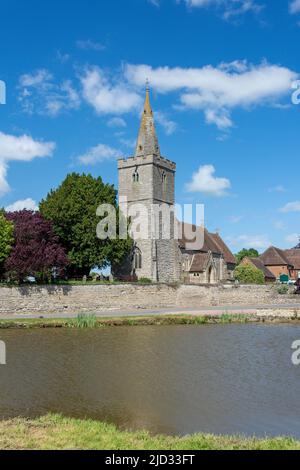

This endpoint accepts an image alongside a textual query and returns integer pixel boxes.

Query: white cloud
[56,50,70,64]
[151,0,262,17]
[268,185,286,193]
[0,133,55,161]
[119,138,136,151]
[76,143,121,165]
[107,117,127,128]
[290,0,300,14]
[229,215,243,223]
[80,67,142,115]
[155,111,178,135]
[186,164,231,196]
[0,164,9,196]
[125,61,297,129]
[18,60,297,130]
[226,234,271,249]
[183,0,263,18]
[18,70,80,116]
[285,233,300,245]
[5,198,38,212]
[203,108,233,129]
[19,69,53,87]
[0,132,55,196]
[76,39,105,51]
[280,201,300,213]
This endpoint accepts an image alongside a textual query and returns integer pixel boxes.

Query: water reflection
[0,324,300,437]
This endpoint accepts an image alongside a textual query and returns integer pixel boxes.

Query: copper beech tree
[5,210,68,283]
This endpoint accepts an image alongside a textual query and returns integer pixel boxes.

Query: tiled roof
[189,252,211,272]
[210,233,236,265]
[178,223,220,253]
[284,249,300,270]
[259,246,292,266]
[178,223,236,265]
[248,257,276,279]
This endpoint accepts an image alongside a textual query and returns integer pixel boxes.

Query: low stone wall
[0,283,298,316]
[176,284,297,308]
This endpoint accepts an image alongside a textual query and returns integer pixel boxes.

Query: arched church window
[133,169,139,183]
[134,251,142,269]
[162,171,167,184]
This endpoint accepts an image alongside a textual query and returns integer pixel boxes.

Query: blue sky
[0,0,300,253]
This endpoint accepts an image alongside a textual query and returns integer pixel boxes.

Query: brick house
[284,245,300,280]
[259,246,294,280]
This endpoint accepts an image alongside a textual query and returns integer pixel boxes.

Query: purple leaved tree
[5,210,68,283]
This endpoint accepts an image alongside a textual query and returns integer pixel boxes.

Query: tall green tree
[235,248,260,264]
[39,173,132,276]
[0,211,14,277]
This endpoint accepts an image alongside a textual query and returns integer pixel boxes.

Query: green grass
[137,277,153,284]
[219,313,250,324]
[2,310,300,330]
[1,311,297,330]
[69,314,98,328]
[0,314,256,330]
[0,414,298,450]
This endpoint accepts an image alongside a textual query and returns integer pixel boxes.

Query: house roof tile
[259,246,292,266]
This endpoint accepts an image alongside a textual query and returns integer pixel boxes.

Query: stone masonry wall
[0,284,298,316]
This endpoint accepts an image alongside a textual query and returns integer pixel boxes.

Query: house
[284,245,300,280]
[240,257,276,283]
[259,246,294,280]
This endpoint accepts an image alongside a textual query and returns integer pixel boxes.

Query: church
[115,87,236,285]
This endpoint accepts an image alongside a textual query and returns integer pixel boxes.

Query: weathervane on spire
[146,78,150,92]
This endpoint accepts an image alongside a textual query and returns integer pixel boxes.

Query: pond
[0,324,300,438]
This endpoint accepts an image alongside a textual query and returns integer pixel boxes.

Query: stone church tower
[118,87,181,283]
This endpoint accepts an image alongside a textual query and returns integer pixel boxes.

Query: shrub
[277,285,289,295]
[234,264,265,285]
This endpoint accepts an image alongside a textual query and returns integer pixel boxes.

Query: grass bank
[0,314,258,329]
[1,311,300,329]
[0,414,298,450]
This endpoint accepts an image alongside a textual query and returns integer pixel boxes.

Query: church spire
[135,84,160,157]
